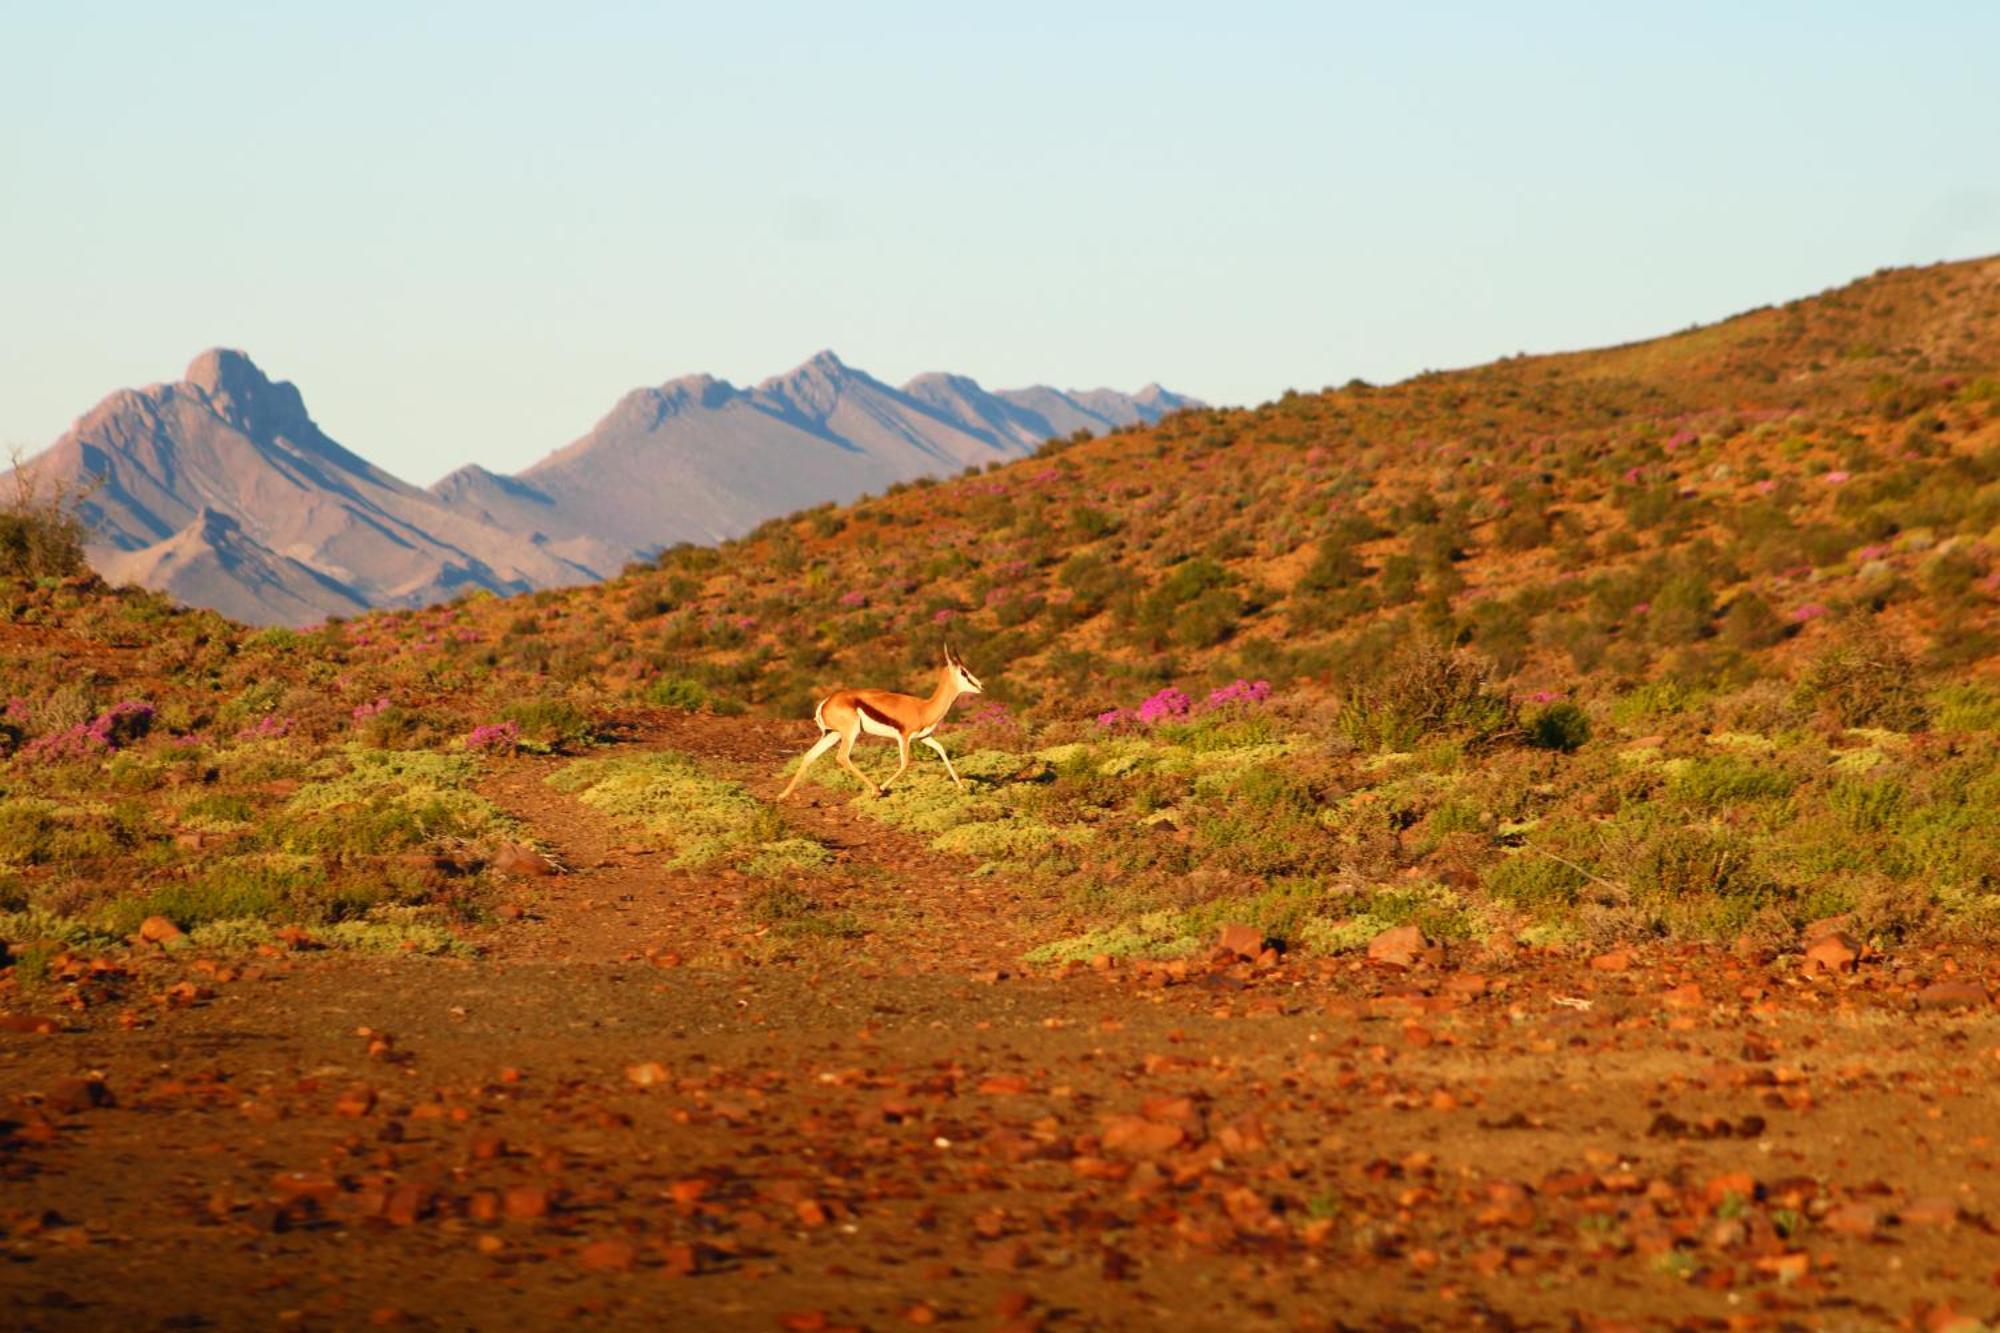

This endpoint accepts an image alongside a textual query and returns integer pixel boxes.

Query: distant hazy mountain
[428,352,1198,556]
[18,350,607,624]
[17,349,1197,625]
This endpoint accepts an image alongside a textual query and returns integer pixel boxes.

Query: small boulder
[1914,980,1990,1011]
[1802,931,1861,974]
[138,915,186,949]
[1367,924,1427,969]
[44,1076,113,1114]
[1217,923,1264,960]
[492,843,557,877]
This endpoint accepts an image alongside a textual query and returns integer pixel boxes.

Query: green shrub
[643,676,713,711]
[1339,639,1513,751]
[0,458,91,579]
[1795,631,1929,730]
[1524,702,1590,752]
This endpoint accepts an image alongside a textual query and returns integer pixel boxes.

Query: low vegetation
[4,256,2000,975]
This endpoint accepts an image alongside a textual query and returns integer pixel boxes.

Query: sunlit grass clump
[550,750,827,874]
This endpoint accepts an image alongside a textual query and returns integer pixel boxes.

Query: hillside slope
[436,255,2000,721]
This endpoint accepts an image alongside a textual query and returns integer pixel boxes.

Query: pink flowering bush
[236,715,293,741]
[20,700,156,764]
[466,721,521,753]
[1203,679,1272,710]
[1136,687,1191,724]
[351,697,391,723]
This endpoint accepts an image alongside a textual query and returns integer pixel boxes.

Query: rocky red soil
[5,721,1999,1331]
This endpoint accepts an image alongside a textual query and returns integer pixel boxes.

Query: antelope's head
[943,643,984,696]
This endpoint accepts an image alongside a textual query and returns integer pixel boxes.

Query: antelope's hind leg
[833,726,883,799]
[779,730,840,800]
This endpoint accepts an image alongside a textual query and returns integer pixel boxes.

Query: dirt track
[5,721,1999,1330]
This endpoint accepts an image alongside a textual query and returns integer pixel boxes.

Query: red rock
[1661,983,1706,1010]
[1822,1203,1880,1236]
[1099,1115,1185,1157]
[1367,925,1428,968]
[625,1061,670,1087]
[1217,923,1263,960]
[269,1171,339,1204]
[1590,950,1632,973]
[466,1190,501,1222]
[469,1134,506,1161]
[44,1077,112,1114]
[981,1238,1030,1271]
[977,1073,1030,1095]
[493,843,557,877]
[903,1303,939,1326]
[577,1238,637,1271]
[334,1085,377,1118]
[138,915,185,946]
[1898,1196,1959,1228]
[1802,932,1860,974]
[1914,980,1989,1010]
[659,1240,700,1276]
[1703,1171,1757,1207]
[0,1013,62,1035]
[778,1312,830,1332]
[382,1184,427,1227]
[503,1185,551,1220]
[994,1290,1034,1318]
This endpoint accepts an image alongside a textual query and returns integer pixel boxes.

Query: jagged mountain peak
[179,347,314,438]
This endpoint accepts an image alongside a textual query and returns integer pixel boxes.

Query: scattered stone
[1802,931,1861,974]
[625,1062,670,1088]
[503,1185,551,1220]
[1589,950,1632,973]
[1914,980,1989,1010]
[577,1238,637,1271]
[1367,925,1427,969]
[1661,983,1705,1011]
[138,916,186,947]
[1822,1203,1880,1236]
[0,1014,62,1035]
[1217,923,1264,960]
[1897,1196,1960,1228]
[493,843,558,877]
[1099,1116,1185,1157]
[334,1085,378,1118]
[44,1077,112,1114]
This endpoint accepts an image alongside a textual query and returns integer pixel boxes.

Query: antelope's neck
[920,670,960,730]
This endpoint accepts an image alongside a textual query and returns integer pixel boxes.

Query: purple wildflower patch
[21,700,156,764]
[1203,679,1272,710]
[467,721,521,753]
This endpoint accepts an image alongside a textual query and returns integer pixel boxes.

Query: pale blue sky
[3,3,1996,483]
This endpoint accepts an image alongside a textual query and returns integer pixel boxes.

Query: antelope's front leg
[882,734,912,794]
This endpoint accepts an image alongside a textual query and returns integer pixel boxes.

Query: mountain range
[14,350,1196,624]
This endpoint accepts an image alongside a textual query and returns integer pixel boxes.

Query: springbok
[778,645,984,800]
